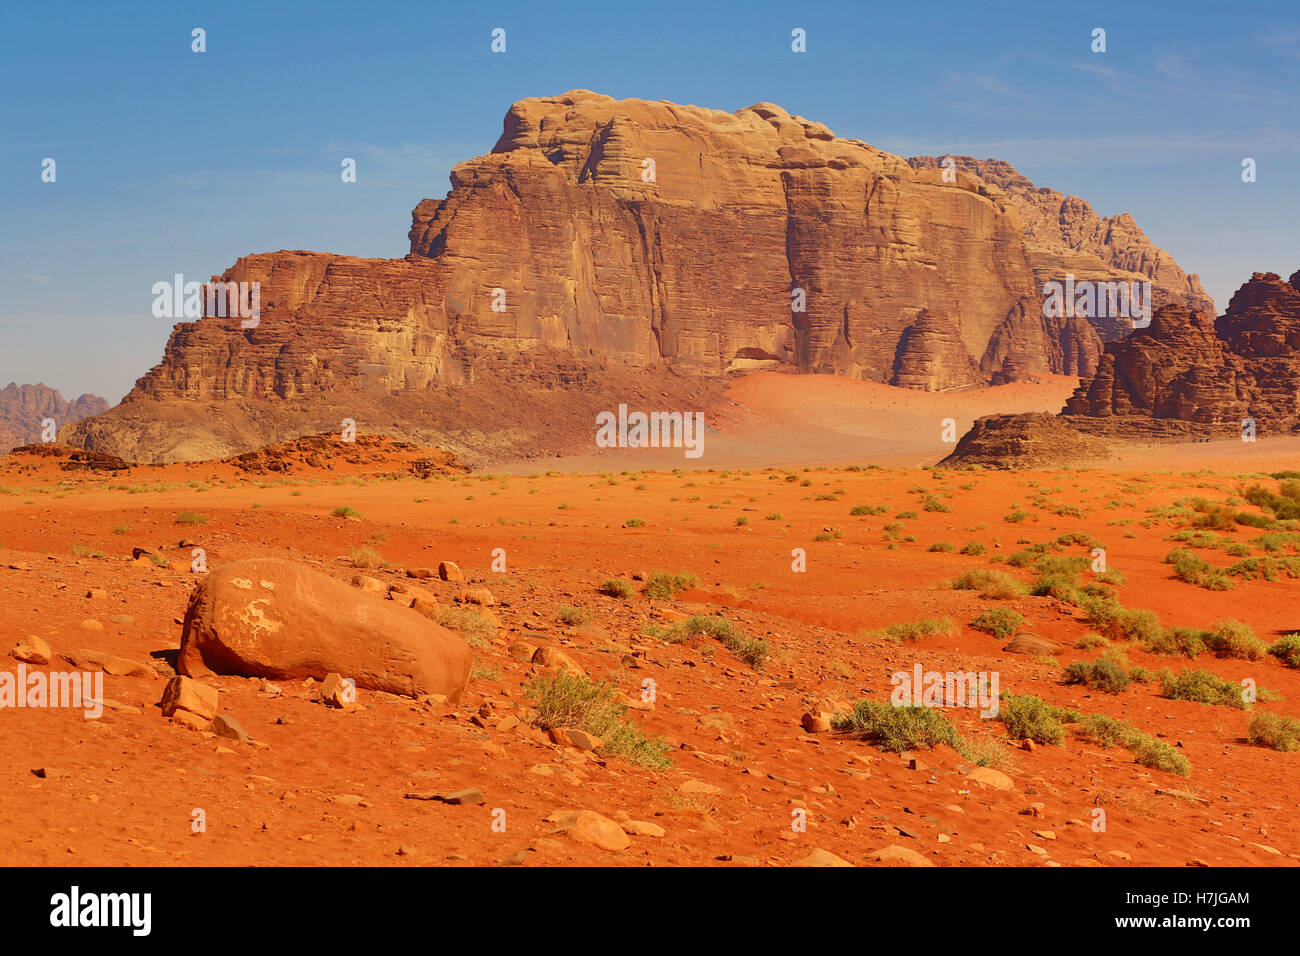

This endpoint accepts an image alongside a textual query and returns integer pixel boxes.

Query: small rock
[210,713,251,743]
[11,636,51,665]
[791,848,854,867]
[160,675,219,720]
[438,561,465,583]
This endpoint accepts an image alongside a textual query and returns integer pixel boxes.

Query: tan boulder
[547,809,630,852]
[792,848,855,867]
[11,636,51,665]
[438,561,464,583]
[160,675,219,720]
[1003,633,1062,656]
[867,844,935,867]
[178,558,471,701]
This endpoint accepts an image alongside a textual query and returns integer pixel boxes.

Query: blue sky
[2,0,1297,401]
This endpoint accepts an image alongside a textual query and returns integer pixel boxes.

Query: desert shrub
[1144,627,1208,658]
[1079,591,1124,631]
[1075,713,1191,775]
[850,504,887,516]
[1160,668,1249,709]
[971,608,1024,640]
[349,546,381,568]
[651,615,769,669]
[928,542,955,553]
[1203,619,1269,660]
[1063,652,1132,694]
[1114,607,1162,644]
[598,578,635,599]
[1166,548,1234,590]
[525,671,672,769]
[921,495,949,513]
[1246,711,1300,751]
[176,510,209,525]
[435,605,497,647]
[1268,633,1300,668]
[960,542,987,556]
[951,568,1027,599]
[998,694,1066,745]
[557,604,589,625]
[644,571,699,600]
[1074,633,1109,650]
[625,517,646,528]
[833,700,962,752]
[878,617,957,642]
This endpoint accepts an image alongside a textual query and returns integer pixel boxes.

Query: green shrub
[1166,548,1234,590]
[1144,627,1208,658]
[1063,652,1132,694]
[176,510,209,525]
[877,617,957,642]
[951,568,1027,598]
[833,700,962,752]
[1160,669,1249,709]
[1269,633,1300,668]
[1203,619,1269,660]
[999,694,1066,745]
[971,608,1024,640]
[1247,711,1300,751]
[928,542,955,553]
[644,571,699,600]
[557,603,589,625]
[598,578,635,599]
[650,615,769,669]
[525,670,672,769]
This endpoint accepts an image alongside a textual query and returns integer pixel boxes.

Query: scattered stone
[79,620,104,632]
[678,779,722,796]
[791,848,854,867]
[531,646,583,675]
[438,561,465,583]
[966,767,1015,791]
[10,636,51,665]
[403,788,486,805]
[171,709,210,732]
[867,844,935,867]
[85,588,108,600]
[320,672,356,709]
[621,820,666,838]
[546,809,630,852]
[350,574,386,595]
[406,568,434,579]
[61,649,152,678]
[801,711,832,734]
[210,713,250,743]
[564,729,603,751]
[160,675,219,721]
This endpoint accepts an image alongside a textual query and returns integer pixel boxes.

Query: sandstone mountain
[0,383,108,452]
[1065,270,1300,438]
[907,155,1214,340]
[64,90,1205,464]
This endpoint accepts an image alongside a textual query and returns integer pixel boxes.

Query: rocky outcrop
[940,412,1113,469]
[1064,271,1300,437]
[907,155,1215,336]
[64,91,1203,463]
[0,383,108,452]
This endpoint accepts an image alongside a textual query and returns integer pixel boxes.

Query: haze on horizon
[2,0,1297,402]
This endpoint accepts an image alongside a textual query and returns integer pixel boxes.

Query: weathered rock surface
[1065,271,1300,437]
[178,558,472,700]
[61,91,1202,464]
[907,155,1215,330]
[940,412,1113,469]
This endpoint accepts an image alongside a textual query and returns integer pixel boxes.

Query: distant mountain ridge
[0,383,108,452]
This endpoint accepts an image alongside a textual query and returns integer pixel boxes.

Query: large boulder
[178,558,471,701]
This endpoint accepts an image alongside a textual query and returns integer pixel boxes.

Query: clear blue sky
[2,0,1297,401]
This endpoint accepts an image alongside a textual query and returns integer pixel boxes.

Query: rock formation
[906,155,1214,338]
[0,383,107,452]
[63,91,1204,463]
[940,412,1113,469]
[1065,271,1300,437]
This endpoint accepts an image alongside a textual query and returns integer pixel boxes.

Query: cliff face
[907,155,1215,340]
[0,383,108,452]
[64,91,1204,463]
[1064,271,1300,437]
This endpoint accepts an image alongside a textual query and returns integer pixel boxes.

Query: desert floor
[3,422,1300,867]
